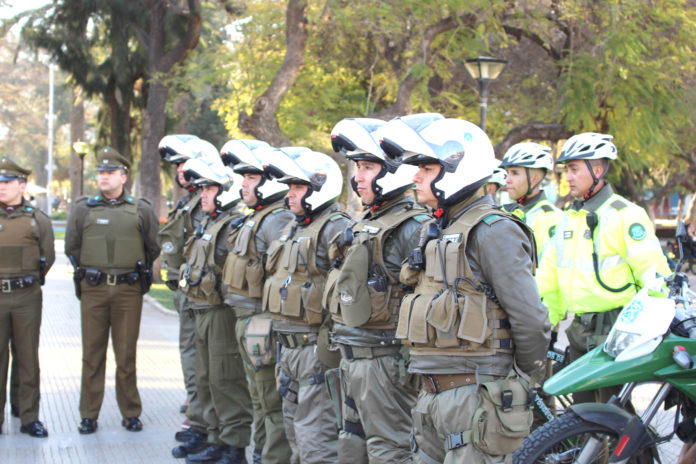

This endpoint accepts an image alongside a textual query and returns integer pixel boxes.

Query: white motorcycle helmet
[401,118,499,208]
[330,117,416,206]
[229,145,290,207]
[159,134,199,164]
[265,147,342,217]
[182,157,239,210]
[500,142,554,171]
[378,113,445,160]
[219,139,271,167]
[557,132,617,163]
[184,138,221,166]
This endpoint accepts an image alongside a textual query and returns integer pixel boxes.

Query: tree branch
[494,122,572,158]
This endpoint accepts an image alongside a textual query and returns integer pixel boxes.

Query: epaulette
[86,195,102,206]
[540,204,554,212]
[482,214,505,225]
[610,199,628,210]
[329,213,346,222]
[138,197,151,205]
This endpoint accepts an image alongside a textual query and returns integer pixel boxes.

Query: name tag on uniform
[245,220,256,228]
[202,233,213,241]
[362,225,380,234]
[96,218,110,225]
[441,233,462,243]
[279,234,288,241]
[564,231,573,240]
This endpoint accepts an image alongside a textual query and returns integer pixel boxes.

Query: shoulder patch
[540,204,553,212]
[24,206,34,212]
[610,199,628,210]
[86,197,101,207]
[628,222,647,241]
[549,225,557,238]
[413,214,431,223]
[126,196,135,204]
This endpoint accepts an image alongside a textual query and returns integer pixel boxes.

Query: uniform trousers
[79,281,143,419]
[174,289,205,431]
[278,343,337,463]
[411,385,509,464]
[339,354,418,464]
[0,285,42,426]
[194,307,252,447]
[234,310,290,464]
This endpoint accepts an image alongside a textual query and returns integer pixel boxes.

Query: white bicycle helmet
[159,134,199,164]
[488,166,507,187]
[500,142,554,171]
[557,133,617,163]
[558,132,617,200]
[266,147,342,217]
[330,117,416,206]
[400,118,498,208]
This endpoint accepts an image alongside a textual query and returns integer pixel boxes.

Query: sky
[0,0,49,19]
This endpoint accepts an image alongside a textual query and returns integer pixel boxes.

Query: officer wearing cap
[65,147,160,435]
[0,157,55,438]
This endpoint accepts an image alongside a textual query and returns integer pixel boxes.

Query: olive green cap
[96,146,130,172]
[0,157,31,181]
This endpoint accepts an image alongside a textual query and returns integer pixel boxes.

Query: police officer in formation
[174,155,253,464]
[158,135,215,444]
[328,116,433,463]
[65,147,160,435]
[220,142,294,464]
[0,157,54,438]
[536,132,670,404]
[264,149,350,463]
[387,117,550,463]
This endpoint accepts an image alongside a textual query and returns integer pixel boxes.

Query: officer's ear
[590,159,609,179]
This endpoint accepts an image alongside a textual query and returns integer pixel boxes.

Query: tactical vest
[179,212,242,305]
[326,204,429,330]
[263,212,349,327]
[395,202,534,357]
[79,198,145,272]
[221,205,286,299]
[159,190,202,272]
[0,208,41,276]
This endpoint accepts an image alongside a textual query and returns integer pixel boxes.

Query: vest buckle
[1,279,10,293]
[106,274,117,286]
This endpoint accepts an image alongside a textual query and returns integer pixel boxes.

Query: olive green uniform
[329,194,430,464]
[0,199,54,429]
[265,205,350,463]
[222,201,294,464]
[159,187,205,431]
[399,196,550,464]
[178,208,253,449]
[65,191,160,420]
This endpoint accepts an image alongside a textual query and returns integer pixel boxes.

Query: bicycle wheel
[514,411,654,464]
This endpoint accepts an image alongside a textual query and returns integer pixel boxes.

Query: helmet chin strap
[518,168,546,205]
[582,159,606,200]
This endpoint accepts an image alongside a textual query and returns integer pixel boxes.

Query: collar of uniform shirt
[572,183,614,213]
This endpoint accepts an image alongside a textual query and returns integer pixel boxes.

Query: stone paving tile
[1,242,187,463]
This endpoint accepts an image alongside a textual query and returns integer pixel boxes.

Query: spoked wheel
[514,411,655,464]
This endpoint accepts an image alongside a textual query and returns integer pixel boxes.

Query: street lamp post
[462,56,508,133]
[73,141,90,196]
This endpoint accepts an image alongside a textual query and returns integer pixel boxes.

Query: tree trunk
[69,86,85,211]
[238,0,308,145]
[140,81,166,217]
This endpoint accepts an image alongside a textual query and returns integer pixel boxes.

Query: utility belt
[189,306,222,316]
[573,307,622,330]
[0,275,38,293]
[277,331,318,349]
[81,267,139,286]
[338,344,402,360]
[421,373,502,394]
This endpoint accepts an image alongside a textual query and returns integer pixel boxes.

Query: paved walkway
[1,242,187,463]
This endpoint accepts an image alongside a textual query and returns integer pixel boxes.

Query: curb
[144,294,178,317]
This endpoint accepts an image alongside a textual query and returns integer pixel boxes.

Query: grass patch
[54,230,65,240]
[148,283,176,311]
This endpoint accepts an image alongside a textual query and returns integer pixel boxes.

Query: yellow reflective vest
[536,185,670,326]
[507,192,563,320]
